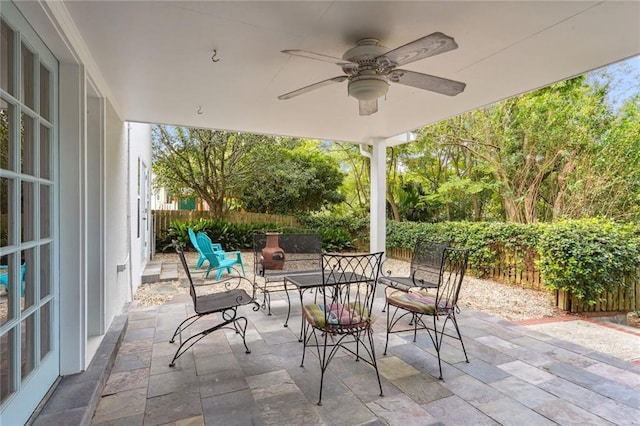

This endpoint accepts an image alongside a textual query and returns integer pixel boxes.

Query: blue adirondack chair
[196,233,245,280]
[188,228,208,269]
[0,263,27,296]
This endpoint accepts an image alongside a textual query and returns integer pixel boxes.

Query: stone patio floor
[85,287,640,426]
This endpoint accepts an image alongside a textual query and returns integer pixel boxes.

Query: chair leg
[169,313,201,344]
[384,305,391,355]
[431,314,445,380]
[265,291,272,316]
[300,318,309,367]
[449,313,469,363]
[366,327,384,398]
[169,309,250,366]
[317,331,330,406]
[196,257,204,269]
[236,316,251,354]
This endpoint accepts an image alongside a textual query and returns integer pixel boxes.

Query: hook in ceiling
[211,49,220,63]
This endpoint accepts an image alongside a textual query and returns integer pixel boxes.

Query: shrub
[385,221,542,277]
[157,216,361,253]
[538,218,640,304]
[159,219,268,251]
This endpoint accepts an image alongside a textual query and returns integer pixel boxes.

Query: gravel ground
[137,251,559,322]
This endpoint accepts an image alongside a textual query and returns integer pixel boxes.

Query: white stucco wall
[128,122,152,297]
[103,101,129,326]
[102,112,153,329]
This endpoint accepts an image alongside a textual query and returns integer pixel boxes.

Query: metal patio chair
[384,247,470,379]
[300,251,384,405]
[379,238,450,312]
[168,242,259,367]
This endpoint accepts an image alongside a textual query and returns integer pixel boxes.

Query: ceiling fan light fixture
[348,76,389,101]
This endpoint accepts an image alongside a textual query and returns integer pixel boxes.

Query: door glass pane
[0,252,17,326]
[21,112,34,175]
[1,98,15,171]
[39,243,50,298]
[40,301,51,360]
[21,313,35,380]
[21,247,34,311]
[1,19,14,95]
[40,123,50,179]
[40,184,50,238]
[21,180,34,243]
[21,42,35,110]
[39,63,50,121]
[1,177,15,247]
[0,328,15,403]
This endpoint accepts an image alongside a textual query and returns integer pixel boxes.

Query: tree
[152,126,266,215]
[562,95,640,220]
[416,77,612,223]
[239,139,345,214]
[329,142,371,217]
[153,128,344,215]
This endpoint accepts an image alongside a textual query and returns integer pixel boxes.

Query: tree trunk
[502,196,524,223]
[386,186,401,221]
[552,159,573,221]
[472,193,481,221]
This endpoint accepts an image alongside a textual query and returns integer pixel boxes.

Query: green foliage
[152,126,266,215]
[538,218,640,304]
[386,220,541,277]
[159,219,268,252]
[300,215,369,249]
[386,218,640,304]
[238,138,345,215]
[158,215,363,253]
[317,228,354,252]
[387,67,640,224]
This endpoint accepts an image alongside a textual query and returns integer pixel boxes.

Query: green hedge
[538,218,639,304]
[157,217,360,253]
[386,218,640,305]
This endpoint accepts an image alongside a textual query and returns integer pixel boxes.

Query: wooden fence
[153,210,300,238]
[386,246,639,313]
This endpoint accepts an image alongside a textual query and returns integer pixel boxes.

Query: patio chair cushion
[302,301,372,329]
[386,290,443,315]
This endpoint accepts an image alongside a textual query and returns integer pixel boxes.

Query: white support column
[369,138,386,254]
[59,63,87,374]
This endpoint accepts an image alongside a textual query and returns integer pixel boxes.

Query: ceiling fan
[278,32,466,116]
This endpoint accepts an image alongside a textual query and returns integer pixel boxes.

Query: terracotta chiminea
[262,232,285,270]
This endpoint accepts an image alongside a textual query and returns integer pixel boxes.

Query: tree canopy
[379,69,640,224]
[152,128,344,215]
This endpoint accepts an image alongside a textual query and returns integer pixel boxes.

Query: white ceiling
[55,1,640,143]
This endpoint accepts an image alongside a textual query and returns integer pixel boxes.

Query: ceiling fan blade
[278,76,347,100]
[378,32,458,67]
[391,69,466,96]
[282,49,357,67]
[359,99,378,116]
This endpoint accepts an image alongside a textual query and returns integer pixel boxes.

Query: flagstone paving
[89,291,640,425]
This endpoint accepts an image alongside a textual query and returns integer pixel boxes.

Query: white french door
[0,2,59,425]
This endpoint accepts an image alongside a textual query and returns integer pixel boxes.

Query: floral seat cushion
[386,290,449,315]
[303,302,372,329]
